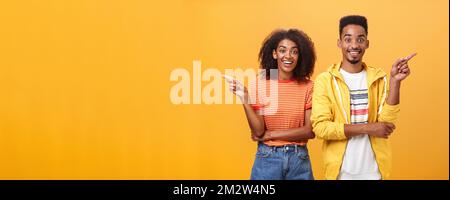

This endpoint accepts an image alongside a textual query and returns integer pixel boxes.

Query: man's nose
[350,40,359,48]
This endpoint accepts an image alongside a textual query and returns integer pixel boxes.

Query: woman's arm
[242,95,266,137]
[226,76,266,137]
[255,109,314,142]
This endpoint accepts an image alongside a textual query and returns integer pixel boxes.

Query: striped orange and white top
[248,79,313,146]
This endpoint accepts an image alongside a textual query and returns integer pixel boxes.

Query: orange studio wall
[0,0,448,179]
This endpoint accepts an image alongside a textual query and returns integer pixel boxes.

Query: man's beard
[347,58,360,64]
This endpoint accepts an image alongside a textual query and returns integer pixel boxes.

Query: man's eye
[345,38,351,43]
[358,38,365,43]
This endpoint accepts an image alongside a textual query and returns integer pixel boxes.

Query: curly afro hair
[258,29,316,82]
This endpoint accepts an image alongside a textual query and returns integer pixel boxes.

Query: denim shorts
[250,142,314,180]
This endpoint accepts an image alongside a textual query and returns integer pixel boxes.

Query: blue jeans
[250,143,314,180]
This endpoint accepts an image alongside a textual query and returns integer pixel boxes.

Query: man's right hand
[366,122,396,138]
[390,53,415,83]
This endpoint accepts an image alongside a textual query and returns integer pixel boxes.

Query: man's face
[338,24,369,65]
[272,39,299,75]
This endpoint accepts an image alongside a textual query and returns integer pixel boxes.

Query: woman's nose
[285,51,293,58]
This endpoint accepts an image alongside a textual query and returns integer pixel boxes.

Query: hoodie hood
[328,62,387,87]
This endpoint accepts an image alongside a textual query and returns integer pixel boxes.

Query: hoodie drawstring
[333,76,349,124]
[377,76,387,116]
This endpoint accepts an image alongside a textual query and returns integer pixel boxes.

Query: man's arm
[377,53,414,124]
[311,74,347,140]
[344,123,395,138]
[345,53,415,139]
[386,53,414,105]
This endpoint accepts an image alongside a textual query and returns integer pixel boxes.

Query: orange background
[0,0,448,179]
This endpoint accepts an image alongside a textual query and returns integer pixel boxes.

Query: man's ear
[272,49,277,59]
[366,40,369,49]
[337,38,342,48]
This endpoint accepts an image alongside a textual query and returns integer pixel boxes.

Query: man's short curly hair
[339,15,368,36]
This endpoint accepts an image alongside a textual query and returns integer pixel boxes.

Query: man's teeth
[349,51,360,55]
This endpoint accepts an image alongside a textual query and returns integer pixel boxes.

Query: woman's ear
[272,49,277,59]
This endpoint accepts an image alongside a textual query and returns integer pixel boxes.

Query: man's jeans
[250,142,314,180]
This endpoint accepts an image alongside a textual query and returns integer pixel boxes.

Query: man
[311,15,415,180]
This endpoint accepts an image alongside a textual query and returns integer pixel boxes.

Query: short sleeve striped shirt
[248,79,313,146]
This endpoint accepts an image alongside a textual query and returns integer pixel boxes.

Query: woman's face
[272,39,299,79]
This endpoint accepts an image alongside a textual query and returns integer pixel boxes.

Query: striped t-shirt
[338,68,381,180]
[248,79,313,146]
[350,88,369,124]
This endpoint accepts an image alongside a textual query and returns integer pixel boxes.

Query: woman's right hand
[223,75,248,102]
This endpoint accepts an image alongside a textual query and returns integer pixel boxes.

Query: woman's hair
[258,29,316,82]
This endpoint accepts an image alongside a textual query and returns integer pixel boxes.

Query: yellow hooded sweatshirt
[311,62,400,180]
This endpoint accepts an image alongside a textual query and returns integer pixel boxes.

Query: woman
[227,29,316,180]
